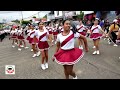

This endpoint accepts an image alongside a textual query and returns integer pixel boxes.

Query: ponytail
[71,24,78,34]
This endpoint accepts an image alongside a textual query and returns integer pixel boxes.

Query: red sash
[30,31,35,36]
[77,26,83,30]
[19,32,23,36]
[91,27,98,32]
[39,32,47,41]
[61,34,74,47]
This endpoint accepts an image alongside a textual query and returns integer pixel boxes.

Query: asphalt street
[0,36,120,79]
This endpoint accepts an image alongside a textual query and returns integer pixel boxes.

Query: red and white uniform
[29,29,39,44]
[10,29,18,39]
[45,26,49,31]
[48,26,53,34]
[17,29,25,40]
[26,29,31,41]
[34,29,49,51]
[90,25,102,40]
[76,24,87,36]
[53,30,84,65]
[53,26,58,35]
[58,26,63,33]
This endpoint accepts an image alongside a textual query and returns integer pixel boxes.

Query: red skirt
[49,31,52,34]
[53,32,58,35]
[38,41,49,50]
[29,37,39,44]
[18,36,24,39]
[79,32,86,36]
[53,48,84,65]
[26,36,30,41]
[90,33,102,40]
[11,35,17,39]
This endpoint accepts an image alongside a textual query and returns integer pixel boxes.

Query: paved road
[0,36,120,79]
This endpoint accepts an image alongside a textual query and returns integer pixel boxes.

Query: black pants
[0,34,5,41]
[105,27,109,33]
[109,32,117,43]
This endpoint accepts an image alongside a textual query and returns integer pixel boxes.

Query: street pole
[21,11,23,20]
[20,11,23,26]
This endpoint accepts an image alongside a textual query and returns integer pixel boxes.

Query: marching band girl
[76,20,87,49]
[90,18,106,55]
[26,25,33,51]
[10,27,18,48]
[29,25,40,57]
[58,23,63,33]
[17,26,29,51]
[48,23,54,45]
[34,22,52,70]
[52,19,88,79]
[53,24,58,44]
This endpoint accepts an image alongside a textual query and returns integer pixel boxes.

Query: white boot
[93,51,97,55]
[104,38,106,40]
[41,64,46,70]
[113,44,118,47]
[79,46,83,49]
[18,48,21,51]
[36,51,41,56]
[73,76,78,79]
[45,63,48,69]
[96,50,100,55]
[25,47,29,49]
[32,54,37,58]
[12,45,15,48]
[20,45,24,47]
[93,46,96,48]
[31,49,33,52]
[55,41,57,44]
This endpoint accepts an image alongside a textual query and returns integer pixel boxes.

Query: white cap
[113,19,118,23]
[95,18,99,21]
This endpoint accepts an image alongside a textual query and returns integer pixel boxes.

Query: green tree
[43,14,47,18]
[21,20,31,25]
[33,16,36,18]
[12,19,20,24]
[77,11,84,20]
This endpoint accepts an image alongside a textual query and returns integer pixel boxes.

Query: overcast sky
[0,11,50,22]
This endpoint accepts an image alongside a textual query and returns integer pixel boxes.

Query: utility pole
[21,11,23,20]
[20,11,23,26]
